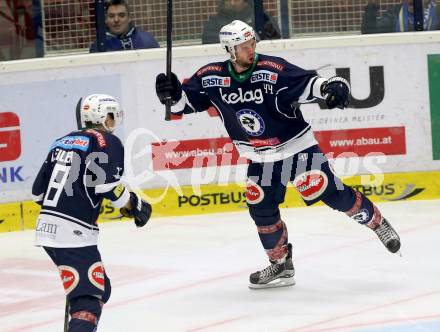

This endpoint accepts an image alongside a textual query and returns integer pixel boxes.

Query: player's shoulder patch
[256,55,286,72]
[86,129,107,148]
[196,62,225,77]
[51,135,90,151]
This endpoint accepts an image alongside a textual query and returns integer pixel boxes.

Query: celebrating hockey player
[155,20,401,289]
[32,94,152,331]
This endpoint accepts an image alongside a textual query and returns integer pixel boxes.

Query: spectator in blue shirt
[361,0,440,34]
[90,0,159,52]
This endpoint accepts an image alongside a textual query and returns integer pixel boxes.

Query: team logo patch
[245,179,265,205]
[88,262,105,291]
[352,209,370,224]
[58,265,79,295]
[293,170,329,201]
[236,109,265,136]
[250,70,278,84]
[52,136,90,151]
[202,76,231,88]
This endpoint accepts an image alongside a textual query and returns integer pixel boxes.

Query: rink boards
[1,170,439,233]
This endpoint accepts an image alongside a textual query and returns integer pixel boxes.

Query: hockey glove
[321,76,351,109]
[120,192,152,227]
[155,72,182,105]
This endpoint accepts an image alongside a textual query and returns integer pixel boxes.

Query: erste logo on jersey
[251,70,278,84]
[220,88,264,104]
[236,109,265,136]
[202,76,231,88]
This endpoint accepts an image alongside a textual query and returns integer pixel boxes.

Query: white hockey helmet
[219,20,256,61]
[79,94,123,132]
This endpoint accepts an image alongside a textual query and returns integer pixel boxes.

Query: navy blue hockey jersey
[176,54,323,162]
[32,129,129,247]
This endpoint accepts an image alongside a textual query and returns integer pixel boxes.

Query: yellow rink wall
[1,170,439,233]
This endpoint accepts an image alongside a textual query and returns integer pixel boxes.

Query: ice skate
[368,217,401,254]
[249,243,295,289]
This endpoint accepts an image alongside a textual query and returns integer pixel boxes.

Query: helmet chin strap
[226,46,237,62]
[103,122,115,132]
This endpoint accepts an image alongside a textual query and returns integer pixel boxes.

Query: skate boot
[368,217,401,253]
[249,243,295,289]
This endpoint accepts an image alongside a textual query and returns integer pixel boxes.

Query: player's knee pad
[321,184,356,212]
[248,206,280,226]
[322,185,380,225]
[69,295,102,332]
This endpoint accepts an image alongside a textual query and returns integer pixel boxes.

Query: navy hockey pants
[44,245,111,331]
[245,145,382,261]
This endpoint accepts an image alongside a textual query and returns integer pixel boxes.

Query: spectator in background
[361,0,440,34]
[202,0,280,44]
[90,0,159,52]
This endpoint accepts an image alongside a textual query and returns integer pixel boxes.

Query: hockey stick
[75,97,83,130]
[63,299,69,332]
[165,0,173,121]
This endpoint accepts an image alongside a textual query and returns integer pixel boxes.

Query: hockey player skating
[32,94,152,331]
[155,20,401,289]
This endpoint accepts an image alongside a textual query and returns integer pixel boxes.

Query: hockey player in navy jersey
[32,94,152,331]
[155,20,401,289]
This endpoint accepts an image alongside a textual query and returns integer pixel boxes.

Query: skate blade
[248,276,296,290]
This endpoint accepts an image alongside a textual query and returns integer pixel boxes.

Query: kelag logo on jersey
[220,88,264,104]
[236,109,265,136]
[201,75,231,88]
[251,70,278,84]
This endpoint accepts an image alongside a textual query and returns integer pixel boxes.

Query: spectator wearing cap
[90,0,159,52]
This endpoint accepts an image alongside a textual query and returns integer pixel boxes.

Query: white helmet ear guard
[219,20,256,62]
[79,94,123,132]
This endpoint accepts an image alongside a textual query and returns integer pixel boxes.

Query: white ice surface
[1,199,439,332]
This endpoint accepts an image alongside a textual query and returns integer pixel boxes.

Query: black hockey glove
[120,192,152,227]
[155,72,182,105]
[321,77,351,109]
